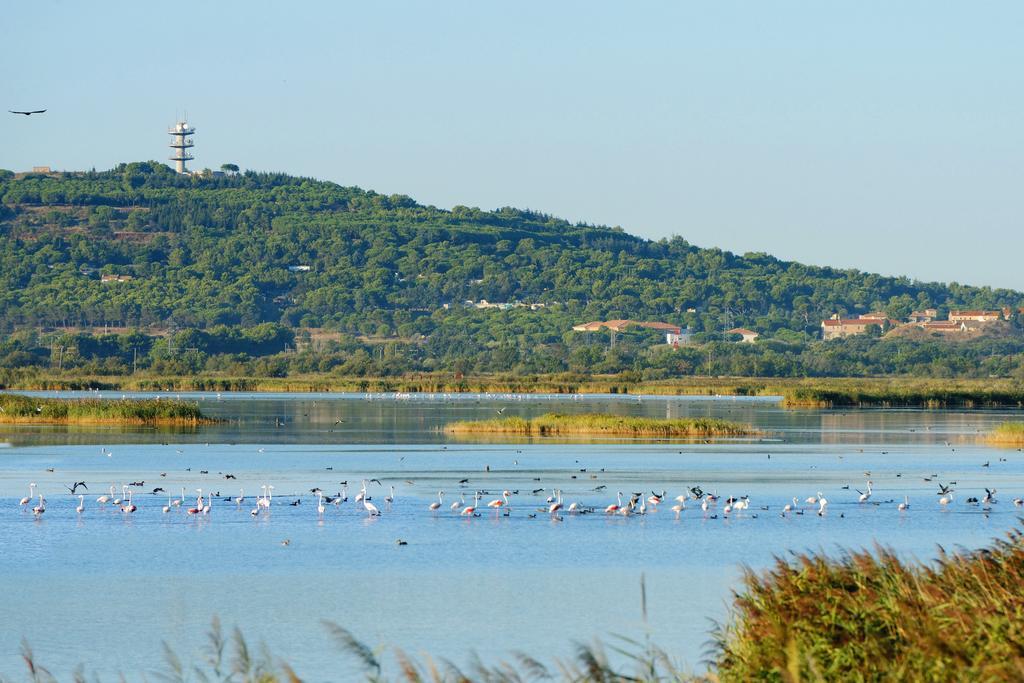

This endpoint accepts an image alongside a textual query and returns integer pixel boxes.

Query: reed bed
[781,384,1024,408]
[989,421,1024,446]
[713,528,1024,682]
[446,413,756,437]
[0,393,216,425]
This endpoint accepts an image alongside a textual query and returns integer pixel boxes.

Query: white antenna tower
[168,115,195,174]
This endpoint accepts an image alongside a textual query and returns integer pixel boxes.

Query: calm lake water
[1,391,1022,680]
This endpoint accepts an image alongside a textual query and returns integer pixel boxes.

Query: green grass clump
[446,413,756,437]
[781,384,1024,408]
[713,528,1024,681]
[990,421,1024,445]
[0,393,215,425]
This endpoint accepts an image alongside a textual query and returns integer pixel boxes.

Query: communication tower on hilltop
[168,120,195,173]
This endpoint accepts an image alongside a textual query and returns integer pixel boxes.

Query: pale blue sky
[3,1,1022,290]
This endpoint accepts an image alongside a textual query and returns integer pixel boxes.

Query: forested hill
[1,161,1020,338]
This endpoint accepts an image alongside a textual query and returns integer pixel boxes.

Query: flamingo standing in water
[488,490,510,510]
[235,489,244,506]
[362,490,381,517]
[76,495,85,514]
[19,482,36,506]
[605,492,623,514]
[32,494,45,516]
[782,497,798,514]
[202,491,212,514]
[816,496,828,516]
[317,492,325,516]
[113,485,127,507]
[97,485,114,505]
[450,493,464,511]
[172,487,184,508]
[188,489,203,515]
[385,486,395,506]
[121,488,137,514]
[162,495,171,514]
[429,490,444,511]
[548,489,563,515]
[460,492,481,516]
[898,496,909,511]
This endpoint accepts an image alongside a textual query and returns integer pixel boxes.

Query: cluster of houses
[571,320,759,346]
[821,308,1018,340]
[445,300,549,311]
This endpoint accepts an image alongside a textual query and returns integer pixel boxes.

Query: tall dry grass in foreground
[713,528,1024,682]
[11,530,1024,682]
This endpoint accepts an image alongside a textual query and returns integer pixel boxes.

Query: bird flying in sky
[9,109,46,116]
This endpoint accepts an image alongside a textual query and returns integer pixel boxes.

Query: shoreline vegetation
[446,413,757,437]
[990,421,1024,445]
[0,394,216,425]
[3,372,1023,409]
[14,529,1024,681]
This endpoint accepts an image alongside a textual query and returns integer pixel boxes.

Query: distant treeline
[2,322,1024,381]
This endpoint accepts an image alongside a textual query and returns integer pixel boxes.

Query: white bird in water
[938,491,954,506]
[898,496,909,511]
[857,481,873,503]
[362,493,381,517]
[817,496,828,515]
[783,497,797,514]
[429,490,444,511]
[806,491,822,505]
[162,495,171,514]
[76,495,85,514]
[487,490,511,509]
[32,494,46,516]
[460,492,480,516]
[97,485,114,505]
[605,492,624,514]
[548,489,563,515]
[385,486,395,505]
[317,492,325,516]
[235,488,244,506]
[450,493,463,511]
[19,482,36,506]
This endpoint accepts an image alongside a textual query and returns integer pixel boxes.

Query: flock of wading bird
[12,471,1024,522]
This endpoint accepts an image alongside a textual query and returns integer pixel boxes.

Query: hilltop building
[949,310,1003,324]
[821,316,890,340]
[725,327,759,343]
[908,309,938,323]
[573,320,682,345]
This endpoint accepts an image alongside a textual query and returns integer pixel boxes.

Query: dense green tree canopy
[1,162,1022,379]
